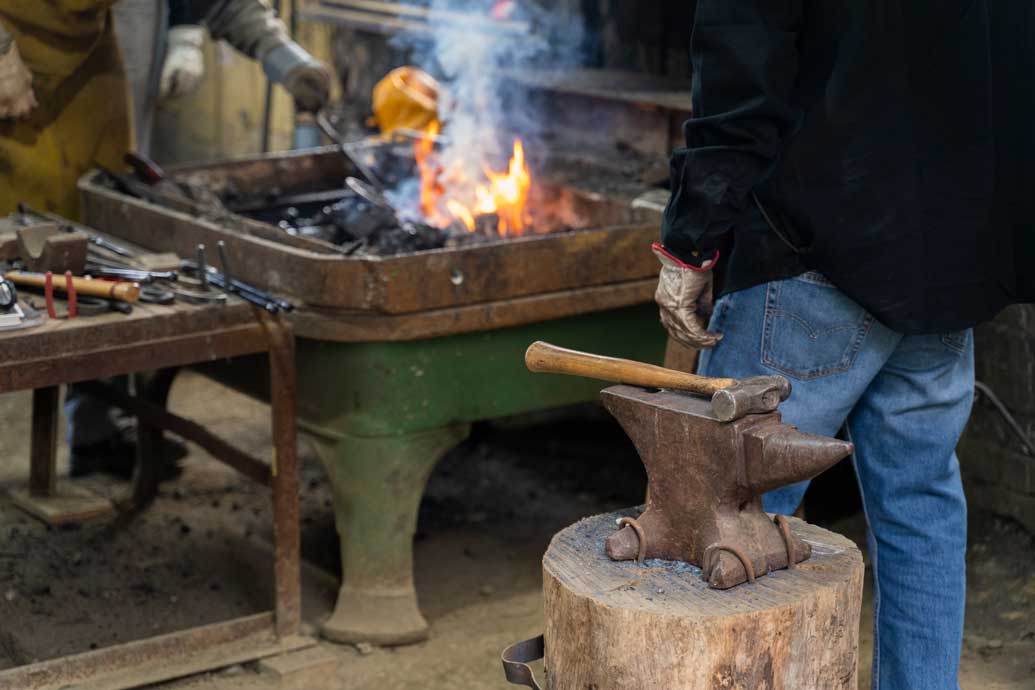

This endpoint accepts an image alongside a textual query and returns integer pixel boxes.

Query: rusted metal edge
[78,380,272,487]
[0,613,313,690]
[287,278,658,343]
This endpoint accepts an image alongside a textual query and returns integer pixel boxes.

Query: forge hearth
[208,135,589,257]
[79,144,662,320]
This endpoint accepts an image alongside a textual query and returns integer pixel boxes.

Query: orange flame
[412,124,532,236]
[416,120,443,221]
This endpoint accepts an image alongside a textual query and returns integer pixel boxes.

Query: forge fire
[413,123,532,237]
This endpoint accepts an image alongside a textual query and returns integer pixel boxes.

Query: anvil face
[600,385,853,589]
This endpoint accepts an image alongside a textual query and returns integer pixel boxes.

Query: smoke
[389,1,588,217]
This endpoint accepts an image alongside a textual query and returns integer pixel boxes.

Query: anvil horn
[742,425,854,496]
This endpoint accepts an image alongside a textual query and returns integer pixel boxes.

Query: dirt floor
[0,372,1033,689]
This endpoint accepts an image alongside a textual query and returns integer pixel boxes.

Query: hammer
[525,342,791,422]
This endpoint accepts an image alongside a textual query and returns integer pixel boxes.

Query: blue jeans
[698,272,973,690]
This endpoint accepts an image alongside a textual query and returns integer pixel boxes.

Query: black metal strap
[501,635,546,690]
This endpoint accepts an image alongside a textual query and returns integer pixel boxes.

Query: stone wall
[959,305,1035,533]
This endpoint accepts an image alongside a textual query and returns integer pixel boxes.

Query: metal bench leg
[317,424,470,646]
[29,386,60,497]
[267,321,302,639]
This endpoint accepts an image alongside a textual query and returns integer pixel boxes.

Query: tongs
[315,111,386,191]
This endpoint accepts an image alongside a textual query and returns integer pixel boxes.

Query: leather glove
[262,42,331,113]
[159,25,206,101]
[652,243,723,349]
[0,43,37,120]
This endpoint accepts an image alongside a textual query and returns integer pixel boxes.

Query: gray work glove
[0,42,37,120]
[262,42,331,113]
[652,243,723,349]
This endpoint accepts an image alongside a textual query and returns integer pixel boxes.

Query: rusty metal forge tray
[79,146,662,339]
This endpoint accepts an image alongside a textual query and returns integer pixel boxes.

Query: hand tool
[84,265,178,283]
[42,271,78,319]
[525,341,791,422]
[316,110,386,191]
[6,270,140,303]
[600,385,853,589]
[179,260,294,313]
[124,151,167,185]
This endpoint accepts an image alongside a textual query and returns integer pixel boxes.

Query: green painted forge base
[198,305,666,645]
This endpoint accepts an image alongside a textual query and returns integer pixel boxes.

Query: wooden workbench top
[0,299,258,362]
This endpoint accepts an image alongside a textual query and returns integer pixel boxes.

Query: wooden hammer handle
[525,341,737,396]
[6,271,140,303]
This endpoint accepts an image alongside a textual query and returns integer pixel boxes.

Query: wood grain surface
[543,510,864,690]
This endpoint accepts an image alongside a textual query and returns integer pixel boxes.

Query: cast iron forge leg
[316,424,470,646]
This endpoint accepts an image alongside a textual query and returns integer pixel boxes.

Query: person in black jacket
[655,2,1032,688]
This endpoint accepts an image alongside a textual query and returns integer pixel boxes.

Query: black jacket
[661,0,1032,334]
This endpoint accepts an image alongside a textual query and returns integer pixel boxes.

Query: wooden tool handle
[525,341,737,395]
[6,271,140,303]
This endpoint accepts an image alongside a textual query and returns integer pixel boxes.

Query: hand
[262,41,332,113]
[0,43,37,120]
[282,61,332,113]
[652,243,723,349]
[159,26,205,101]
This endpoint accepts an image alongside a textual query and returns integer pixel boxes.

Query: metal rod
[315,111,385,190]
[217,241,233,295]
[974,380,1035,460]
[79,380,272,487]
[180,260,294,312]
[195,244,208,291]
[84,266,178,283]
[0,614,281,690]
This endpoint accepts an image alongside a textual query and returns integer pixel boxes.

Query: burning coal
[388,0,586,237]
[415,122,532,236]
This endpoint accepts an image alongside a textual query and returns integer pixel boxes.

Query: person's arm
[660,0,804,265]
[196,0,331,112]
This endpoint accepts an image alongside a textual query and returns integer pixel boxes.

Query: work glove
[159,26,206,101]
[262,42,331,113]
[652,243,723,350]
[0,43,37,120]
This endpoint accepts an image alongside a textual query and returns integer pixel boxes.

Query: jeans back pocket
[762,274,874,380]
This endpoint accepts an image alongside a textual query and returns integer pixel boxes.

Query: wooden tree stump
[543,510,864,690]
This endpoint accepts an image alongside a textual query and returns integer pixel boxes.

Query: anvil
[602,385,854,589]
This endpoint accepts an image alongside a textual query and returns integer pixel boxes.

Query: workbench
[0,299,308,690]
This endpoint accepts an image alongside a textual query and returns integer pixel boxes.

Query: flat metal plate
[0,614,314,690]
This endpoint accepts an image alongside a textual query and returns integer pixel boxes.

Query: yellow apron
[0,0,131,219]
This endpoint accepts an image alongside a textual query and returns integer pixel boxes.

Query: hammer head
[710,375,792,422]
